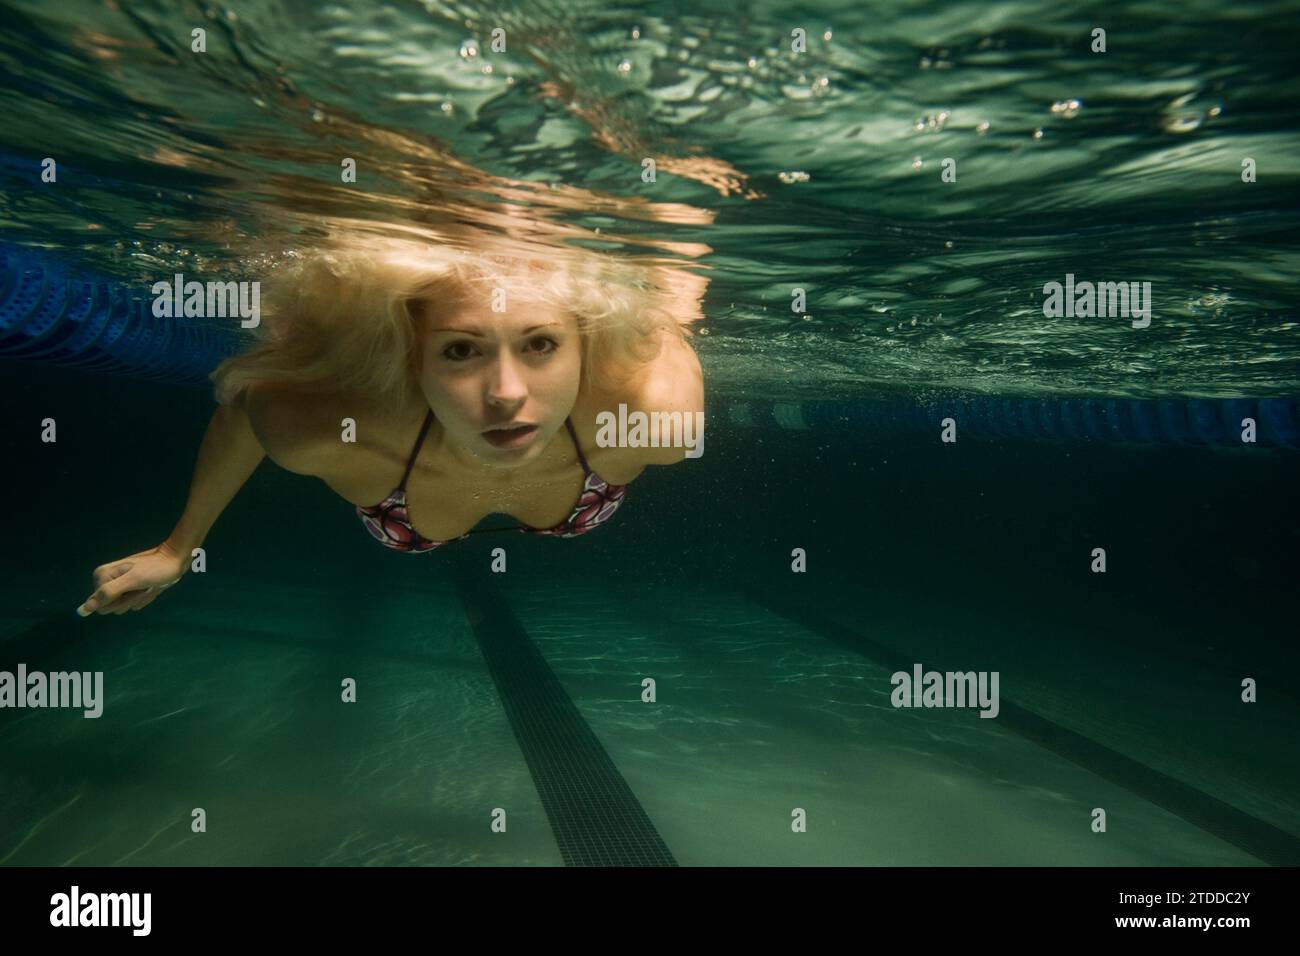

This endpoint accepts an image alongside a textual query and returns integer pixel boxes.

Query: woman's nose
[486,351,528,404]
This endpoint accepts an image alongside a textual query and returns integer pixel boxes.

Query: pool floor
[1,562,1285,866]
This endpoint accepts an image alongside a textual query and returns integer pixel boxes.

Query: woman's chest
[406,467,594,537]
[313,381,646,538]
[324,436,636,541]
[323,456,587,538]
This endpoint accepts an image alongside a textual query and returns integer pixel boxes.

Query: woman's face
[417,293,582,472]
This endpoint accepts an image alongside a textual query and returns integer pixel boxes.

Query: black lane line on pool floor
[448,552,677,867]
[744,584,1300,867]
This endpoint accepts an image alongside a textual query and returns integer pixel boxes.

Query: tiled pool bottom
[3,565,1285,866]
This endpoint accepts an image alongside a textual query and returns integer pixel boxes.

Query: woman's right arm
[165,395,270,560]
[78,393,270,616]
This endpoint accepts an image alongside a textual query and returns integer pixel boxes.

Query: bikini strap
[397,410,435,491]
[564,417,592,476]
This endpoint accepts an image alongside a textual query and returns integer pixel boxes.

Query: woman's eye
[442,337,557,361]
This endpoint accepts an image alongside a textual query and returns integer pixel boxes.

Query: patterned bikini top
[356,410,627,552]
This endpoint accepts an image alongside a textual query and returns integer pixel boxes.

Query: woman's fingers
[79,572,144,616]
[131,589,165,612]
[92,561,133,589]
[80,551,184,617]
[110,590,152,614]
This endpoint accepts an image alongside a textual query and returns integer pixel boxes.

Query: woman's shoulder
[576,330,704,474]
[243,382,391,476]
[242,382,326,474]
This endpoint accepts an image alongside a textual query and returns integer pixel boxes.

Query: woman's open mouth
[483,424,539,449]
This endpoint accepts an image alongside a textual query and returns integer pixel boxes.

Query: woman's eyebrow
[429,323,562,336]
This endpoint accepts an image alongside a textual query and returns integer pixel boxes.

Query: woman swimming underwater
[77,235,704,615]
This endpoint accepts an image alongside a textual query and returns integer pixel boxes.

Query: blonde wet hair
[210,236,690,413]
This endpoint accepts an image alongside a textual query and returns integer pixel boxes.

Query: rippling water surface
[2,0,1298,397]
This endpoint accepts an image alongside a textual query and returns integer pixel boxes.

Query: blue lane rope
[4,242,1297,448]
[728,396,1300,449]
[0,242,245,384]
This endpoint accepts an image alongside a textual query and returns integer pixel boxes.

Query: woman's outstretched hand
[78,543,189,616]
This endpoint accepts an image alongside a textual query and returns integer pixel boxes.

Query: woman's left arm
[634,332,704,466]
